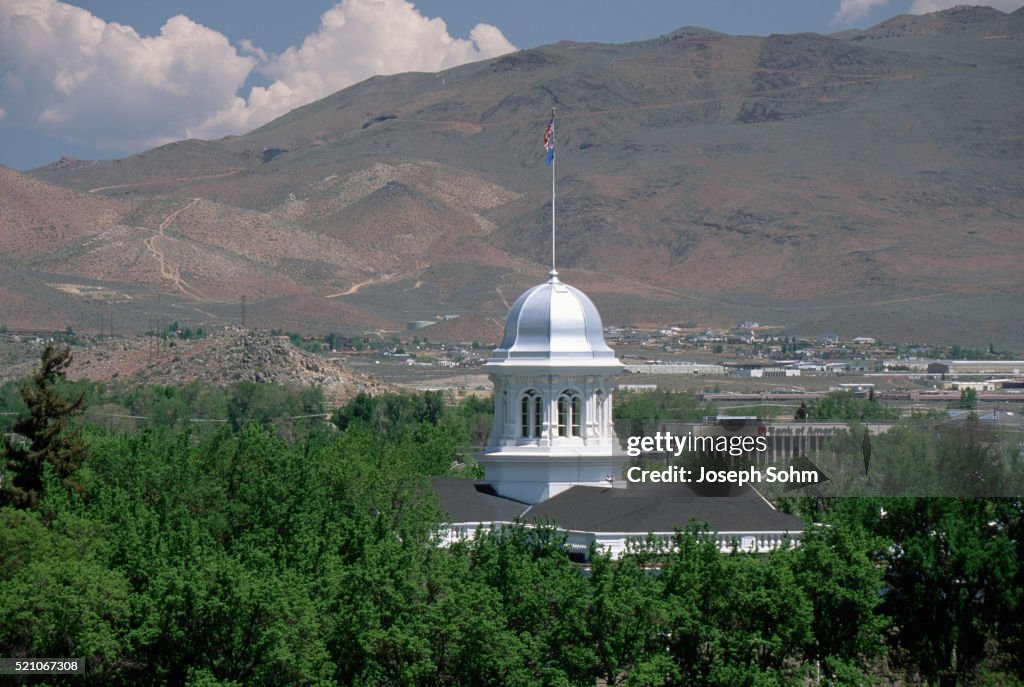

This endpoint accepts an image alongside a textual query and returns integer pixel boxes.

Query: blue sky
[1,0,1020,170]
[70,1,841,55]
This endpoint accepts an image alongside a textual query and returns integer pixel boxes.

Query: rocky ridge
[2,329,386,407]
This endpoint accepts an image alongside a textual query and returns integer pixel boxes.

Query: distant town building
[927,360,1024,375]
[618,383,658,392]
[624,362,726,375]
[733,367,801,378]
[942,380,999,391]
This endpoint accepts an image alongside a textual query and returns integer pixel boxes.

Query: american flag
[543,113,555,166]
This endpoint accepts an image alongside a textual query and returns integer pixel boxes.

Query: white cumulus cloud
[0,0,256,150]
[190,0,516,138]
[831,0,895,26]
[0,0,516,152]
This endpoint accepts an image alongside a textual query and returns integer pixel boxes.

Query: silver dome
[489,271,618,363]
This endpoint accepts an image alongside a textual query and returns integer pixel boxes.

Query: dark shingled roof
[522,483,804,534]
[433,476,529,523]
[434,478,803,535]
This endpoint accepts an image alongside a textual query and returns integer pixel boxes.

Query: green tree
[957,388,978,410]
[466,522,595,685]
[803,418,1024,499]
[452,393,493,449]
[792,510,888,683]
[1,343,87,509]
[877,498,1021,686]
[862,428,872,476]
[804,391,898,422]
[587,542,675,685]
[656,524,815,686]
[0,509,132,680]
[333,391,445,438]
[615,389,716,439]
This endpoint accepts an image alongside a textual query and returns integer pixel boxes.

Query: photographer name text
[626,465,819,487]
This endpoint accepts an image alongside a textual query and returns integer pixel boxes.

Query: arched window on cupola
[520,390,543,438]
[557,389,583,437]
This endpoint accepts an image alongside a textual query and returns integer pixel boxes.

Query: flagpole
[550,107,556,276]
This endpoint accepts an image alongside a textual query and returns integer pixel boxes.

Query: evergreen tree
[1,343,87,509]
[958,388,978,410]
[862,428,872,476]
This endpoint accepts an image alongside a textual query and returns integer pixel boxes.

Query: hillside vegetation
[0,357,1021,685]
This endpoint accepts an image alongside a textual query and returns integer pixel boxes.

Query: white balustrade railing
[439,523,800,558]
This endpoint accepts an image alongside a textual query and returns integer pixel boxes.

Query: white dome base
[479,452,628,504]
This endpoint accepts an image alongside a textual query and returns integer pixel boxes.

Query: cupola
[479,270,626,504]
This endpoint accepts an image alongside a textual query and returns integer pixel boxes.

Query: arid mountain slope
[6,7,1024,346]
[0,166,133,257]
